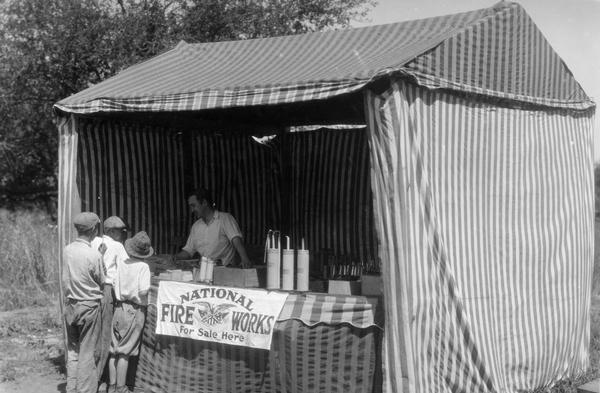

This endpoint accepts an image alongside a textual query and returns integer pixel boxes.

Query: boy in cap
[62,212,105,393]
[108,231,152,393]
[91,216,129,393]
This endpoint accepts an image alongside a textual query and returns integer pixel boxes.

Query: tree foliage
[0,0,374,208]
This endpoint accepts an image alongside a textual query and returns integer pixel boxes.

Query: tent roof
[55,1,594,116]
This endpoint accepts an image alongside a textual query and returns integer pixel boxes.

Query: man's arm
[175,227,196,261]
[91,253,105,287]
[231,236,252,268]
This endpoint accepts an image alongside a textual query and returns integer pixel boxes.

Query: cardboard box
[156,269,193,282]
[309,280,327,293]
[213,266,266,288]
[361,274,383,296]
[328,280,361,295]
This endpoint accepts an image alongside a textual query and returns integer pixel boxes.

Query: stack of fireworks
[321,254,381,280]
[193,257,215,284]
[265,230,309,291]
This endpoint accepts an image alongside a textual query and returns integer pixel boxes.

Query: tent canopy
[55,1,593,121]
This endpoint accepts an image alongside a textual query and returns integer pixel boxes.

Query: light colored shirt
[114,258,151,306]
[62,238,105,301]
[91,235,128,285]
[182,210,242,266]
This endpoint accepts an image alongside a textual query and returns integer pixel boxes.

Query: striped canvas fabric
[402,2,591,109]
[57,115,81,328]
[364,79,594,393]
[285,129,377,260]
[190,129,377,259]
[278,292,382,329]
[136,285,381,393]
[70,121,378,260]
[54,2,593,115]
[190,133,282,248]
[77,119,187,253]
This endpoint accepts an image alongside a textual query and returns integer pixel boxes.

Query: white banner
[156,281,288,349]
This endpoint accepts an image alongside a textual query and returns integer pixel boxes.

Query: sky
[354,0,600,161]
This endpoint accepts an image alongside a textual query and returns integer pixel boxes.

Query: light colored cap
[73,212,100,230]
[104,216,127,229]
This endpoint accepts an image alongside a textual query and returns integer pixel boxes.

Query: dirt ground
[0,304,65,393]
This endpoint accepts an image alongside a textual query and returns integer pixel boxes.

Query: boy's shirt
[91,235,129,286]
[115,258,151,306]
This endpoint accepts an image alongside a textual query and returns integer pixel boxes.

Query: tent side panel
[58,113,82,255]
[364,85,414,393]
[365,79,594,393]
[77,120,187,254]
[57,114,82,361]
[286,129,378,260]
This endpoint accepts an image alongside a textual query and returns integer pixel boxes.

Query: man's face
[107,228,126,243]
[188,195,207,218]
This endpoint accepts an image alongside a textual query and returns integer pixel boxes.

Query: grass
[0,208,59,311]
[0,208,599,391]
[0,209,63,384]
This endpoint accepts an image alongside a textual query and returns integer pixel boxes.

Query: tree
[0,0,375,208]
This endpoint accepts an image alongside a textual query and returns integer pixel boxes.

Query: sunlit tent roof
[54,1,594,116]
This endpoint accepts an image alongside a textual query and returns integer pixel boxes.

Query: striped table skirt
[132,287,383,393]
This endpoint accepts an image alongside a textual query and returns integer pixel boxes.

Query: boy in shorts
[108,231,152,393]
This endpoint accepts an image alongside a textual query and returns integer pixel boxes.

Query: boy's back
[115,259,150,306]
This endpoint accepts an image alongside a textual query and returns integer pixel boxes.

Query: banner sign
[156,281,288,349]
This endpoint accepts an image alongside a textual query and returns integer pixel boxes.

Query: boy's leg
[108,355,117,386]
[116,355,129,388]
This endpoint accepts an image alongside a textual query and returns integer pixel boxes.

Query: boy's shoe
[116,385,129,393]
[107,384,117,393]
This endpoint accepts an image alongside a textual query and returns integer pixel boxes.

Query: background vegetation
[0,209,58,311]
[0,0,374,208]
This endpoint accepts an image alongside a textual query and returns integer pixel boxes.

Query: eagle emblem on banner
[194,302,236,326]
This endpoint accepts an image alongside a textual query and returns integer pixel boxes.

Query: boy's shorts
[111,301,145,356]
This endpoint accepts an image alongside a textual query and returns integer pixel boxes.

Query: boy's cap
[104,216,127,229]
[125,231,154,259]
[73,212,100,230]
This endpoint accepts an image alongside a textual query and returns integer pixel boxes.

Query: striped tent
[55,2,596,393]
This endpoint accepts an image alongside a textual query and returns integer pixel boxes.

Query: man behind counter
[174,188,252,268]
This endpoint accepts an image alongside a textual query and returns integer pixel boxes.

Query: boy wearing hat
[108,231,152,393]
[62,212,105,393]
[91,216,129,393]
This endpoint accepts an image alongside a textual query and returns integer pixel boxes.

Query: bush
[0,208,59,311]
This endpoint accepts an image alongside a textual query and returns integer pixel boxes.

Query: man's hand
[98,243,107,255]
[240,255,252,269]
